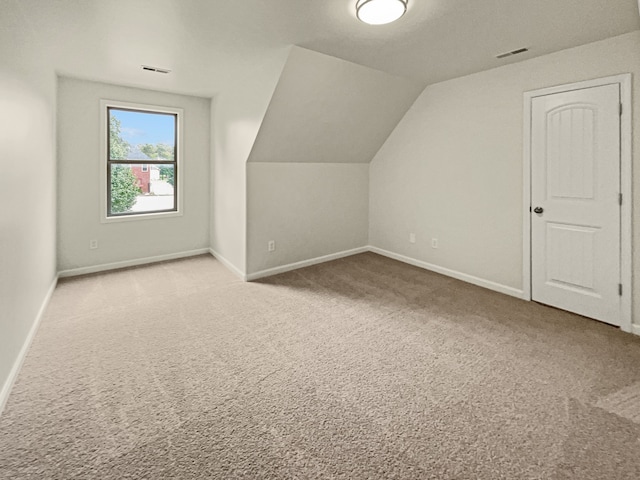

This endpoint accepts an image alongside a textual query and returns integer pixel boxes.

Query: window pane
[109,164,175,215]
[109,108,176,161]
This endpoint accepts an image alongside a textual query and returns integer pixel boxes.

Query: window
[101,100,183,221]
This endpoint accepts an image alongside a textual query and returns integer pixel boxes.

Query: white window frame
[99,99,184,223]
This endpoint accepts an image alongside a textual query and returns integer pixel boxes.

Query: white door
[531,84,621,326]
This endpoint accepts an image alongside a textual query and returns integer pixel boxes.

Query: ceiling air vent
[141,65,171,74]
[496,47,529,59]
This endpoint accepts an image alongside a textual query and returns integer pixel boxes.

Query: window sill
[100,210,183,224]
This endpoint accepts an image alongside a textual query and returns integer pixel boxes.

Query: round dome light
[356,0,408,25]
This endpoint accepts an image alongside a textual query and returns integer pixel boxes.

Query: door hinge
[619,283,623,296]
[619,103,623,116]
[619,193,623,206]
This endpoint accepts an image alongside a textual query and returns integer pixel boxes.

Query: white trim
[58,248,209,278]
[99,99,184,224]
[0,275,58,416]
[522,74,633,331]
[369,246,525,299]
[209,248,247,281]
[522,87,533,301]
[243,245,525,296]
[243,162,248,284]
[246,247,369,281]
[99,209,184,223]
[619,74,633,333]
[631,324,640,337]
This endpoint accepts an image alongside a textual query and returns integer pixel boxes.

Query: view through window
[107,107,177,216]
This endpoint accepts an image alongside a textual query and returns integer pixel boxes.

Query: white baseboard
[246,247,369,281]
[368,246,525,300]
[0,275,58,416]
[631,324,640,337]
[209,248,247,281]
[57,248,210,278]
[244,246,525,300]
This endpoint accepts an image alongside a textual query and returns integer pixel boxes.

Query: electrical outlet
[409,233,416,244]
[431,238,438,249]
[89,239,98,250]
[268,240,276,252]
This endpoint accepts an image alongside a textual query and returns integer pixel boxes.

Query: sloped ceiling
[3,1,638,97]
[247,47,424,164]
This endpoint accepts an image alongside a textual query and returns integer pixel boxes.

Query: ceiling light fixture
[356,0,408,25]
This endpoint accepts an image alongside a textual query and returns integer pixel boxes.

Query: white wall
[210,48,290,274]
[244,47,419,276]
[0,6,57,407]
[57,77,210,271]
[247,163,369,274]
[370,32,640,322]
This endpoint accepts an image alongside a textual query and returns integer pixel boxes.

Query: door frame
[522,74,632,332]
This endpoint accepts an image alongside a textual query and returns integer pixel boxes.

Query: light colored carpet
[1,252,639,479]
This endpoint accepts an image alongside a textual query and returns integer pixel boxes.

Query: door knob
[533,206,544,214]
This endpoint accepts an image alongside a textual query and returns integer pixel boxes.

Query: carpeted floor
[1,253,639,479]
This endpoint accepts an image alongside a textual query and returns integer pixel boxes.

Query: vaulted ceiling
[5,0,639,97]
[248,47,423,164]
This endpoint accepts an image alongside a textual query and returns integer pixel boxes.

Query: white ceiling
[248,47,424,164]
[6,0,640,97]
